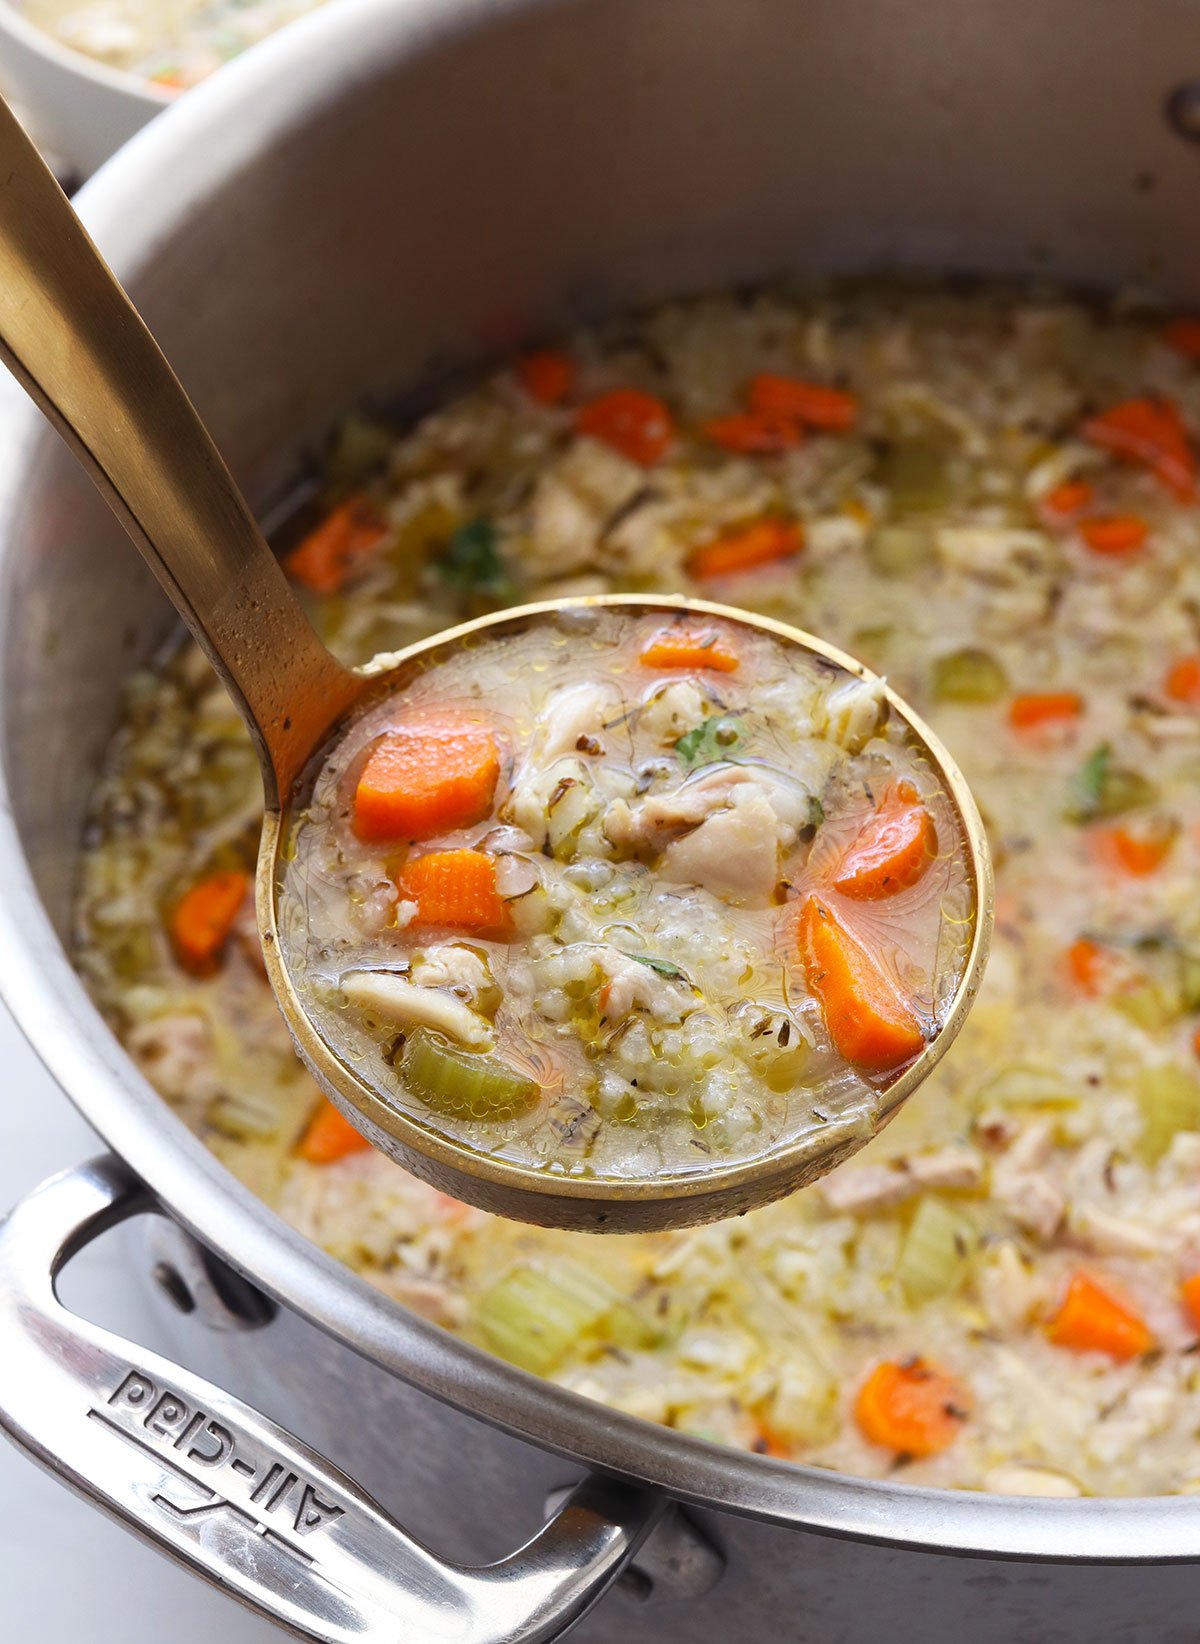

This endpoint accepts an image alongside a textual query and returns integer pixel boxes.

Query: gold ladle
[0,99,992,1231]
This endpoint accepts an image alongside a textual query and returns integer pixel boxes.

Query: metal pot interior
[4,0,1200,1546]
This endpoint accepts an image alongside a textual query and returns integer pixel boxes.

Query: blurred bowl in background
[0,0,166,174]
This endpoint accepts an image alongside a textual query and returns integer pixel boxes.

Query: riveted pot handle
[0,1156,661,1643]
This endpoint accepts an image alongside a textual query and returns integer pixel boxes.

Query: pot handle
[0,1155,662,1642]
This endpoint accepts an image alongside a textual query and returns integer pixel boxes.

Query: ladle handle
[0,98,359,803]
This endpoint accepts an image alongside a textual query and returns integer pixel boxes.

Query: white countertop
[0,1000,277,1642]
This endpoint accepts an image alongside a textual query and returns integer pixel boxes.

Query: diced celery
[866,524,935,576]
[875,442,952,514]
[1136,1065,1200,1164]
[402,1028,539,1123]
[976,1064,1079,1109]
[1177,950,1200,1013]
[1112,983,1179,1034]
[326,413,394,484]
[474,1262,626,1373]
[932,647,1008,704]
[897,1196,976,1302]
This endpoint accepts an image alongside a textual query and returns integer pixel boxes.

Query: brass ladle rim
[260,594,994,1233]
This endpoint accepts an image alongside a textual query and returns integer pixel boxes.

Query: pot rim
[0,0,169,112]
[1,0,1198,1561]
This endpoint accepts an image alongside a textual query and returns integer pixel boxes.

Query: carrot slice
[297,1099,372,1164]
[1082,396,1196,501]
[284,496,388,595]
[516,349,575,406]
[1183,1273,1200,1330]
[576,388,674,465]
[830,782,938,900]
[1040,479,1095,520]
[354,719,500,844]
[854,1358,970,1458]
[687,518,803,580]
[797,896,925,1071]
[1079,514,1148,556]
[702,411,805,454]
[1165,654,1200,707]
[639,626,739,673]
[747,374,859,433]
[1066,936,1115,996]
[1164,318,1200,362]
[1096,822,1176,877]
[1047,1271,1154,1360]
[397,849,511,930]
[1009,691,1083,733]
[169,869,249,977]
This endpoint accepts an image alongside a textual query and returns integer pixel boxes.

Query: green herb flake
[675,715,745,767]
[627,954,689,982]
[436,518,506,591]
[1066,742,1157,823]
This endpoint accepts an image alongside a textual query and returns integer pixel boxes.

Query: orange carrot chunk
[1182,1272,1200,1330]
[747,374,859,433]
[284,496,388,595]
[1041,478,1095,520]
[1008,691,1083,732]
[1047,1271,1155,1360]
[297,1099,372,1164]
[576,388,674,466]
[1164,318,1200,362]
[1067,936,1112,996]
[702,411,805,455]
[854,1358,970,1458]
[1079,514,1148,556]
[830,782,938,900]
[398,849,511,930]
[515,349,575,406]
[169,869,249,976]
[688,518,803,580]
[354,719,500,844]
[1099,822,1175,877]
[1082,396,1197,501]
[797,896,926,1071]
[1165,654,1200,707]
[639,627,739,673]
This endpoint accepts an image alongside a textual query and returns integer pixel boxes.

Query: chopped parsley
[627,954,690,982]
[436,518,507,591]
[675,714,745,767]
[1066,742,1156,822]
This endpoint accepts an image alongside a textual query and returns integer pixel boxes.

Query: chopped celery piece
[1066,744,1157,823]
[875,442,952,514]
[976,1064,1079,1109]
[327,413,394,484]
[475,1262,626,1373]
[402,1028,539,1123]
[1112,983,1179,1034]
[866,524,934,576]
[1136,1064,1200,1164]
[897,1196,976,1302]
[1177,950,1200,1013]
[932,647,1008,704]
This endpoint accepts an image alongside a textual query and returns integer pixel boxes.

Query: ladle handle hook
[0,97,358,803]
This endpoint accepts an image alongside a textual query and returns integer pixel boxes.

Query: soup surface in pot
[74,283,1200,1495]
[277,604,975,1179]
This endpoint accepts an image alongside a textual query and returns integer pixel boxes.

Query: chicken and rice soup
[75,283,1200,1495]
[277,603,976,1179]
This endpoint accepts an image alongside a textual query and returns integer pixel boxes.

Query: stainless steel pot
[3,0,1200,1636]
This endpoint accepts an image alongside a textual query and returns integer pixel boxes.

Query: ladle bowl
[0,95,992,1231]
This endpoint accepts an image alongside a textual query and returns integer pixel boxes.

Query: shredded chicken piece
[339,972,492,1047]
[991,1119,1065,1240]
[595,947,691,1024]
[978,1239,1048,1333]
[409,945,495,1007]
[661,788,780,906]
[982,1464,1081,1498]
[535,680,624,762]
[1069,1204,1169,1258]
[126,1013,220,1117]
[819,1144,983,1214]
[603,767,750,851]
